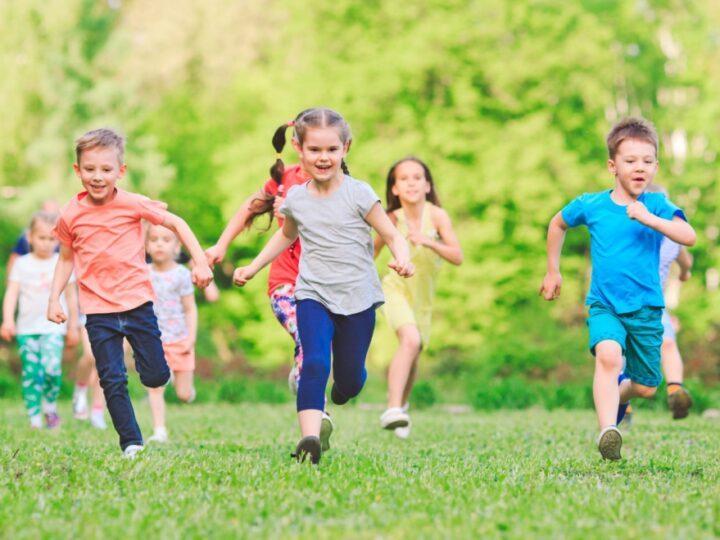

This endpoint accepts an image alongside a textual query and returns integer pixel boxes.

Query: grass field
[0,400,718,540]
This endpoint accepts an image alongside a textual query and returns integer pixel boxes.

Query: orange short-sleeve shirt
[55,188,168,314]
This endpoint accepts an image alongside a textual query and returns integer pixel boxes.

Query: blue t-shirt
[562,189,686,314]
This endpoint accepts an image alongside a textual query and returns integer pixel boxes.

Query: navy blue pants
[296,299,376,411]
[85,302,170,450]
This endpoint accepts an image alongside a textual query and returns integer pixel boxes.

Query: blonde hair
[75,128,125,164]
[29,210,59,232]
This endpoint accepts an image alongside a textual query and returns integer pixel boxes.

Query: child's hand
[627,201,651,224]
[0,321,16,342]
[205,245,225,266]
[233,266,256,287]
[539,272,562,301]
[388,259,415,278]
[65,326,80,347]
[407,231,431,247]
[273,186,286,219]
[182,339,195,354]
[47,300,67,324]
[679,268,691,282]
[192,264,214,289]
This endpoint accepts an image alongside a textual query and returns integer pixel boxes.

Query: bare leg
[298,409,323,437]
[620,381,657,402]
[661,337,684,384]
[593,340,623,428]
[147,386,166,430]
[387,325,422,409]
[173,371,195,402]
[89,369,106,410]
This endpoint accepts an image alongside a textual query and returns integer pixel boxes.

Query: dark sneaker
[319,411,334,452]
[668,386,693,420]
[597,426,622,461]
[44,412,61,429]
[330,383,349,405]
[291,436,322,464]
[617,372,630,425]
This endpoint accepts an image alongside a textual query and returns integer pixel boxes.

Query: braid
[269,122,293,185]
[341,159,350,176]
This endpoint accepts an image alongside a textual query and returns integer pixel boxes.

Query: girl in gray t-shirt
[233,108,413,464]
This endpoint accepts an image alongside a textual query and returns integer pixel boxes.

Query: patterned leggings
[269,284,303,384]
[17,334,64,417]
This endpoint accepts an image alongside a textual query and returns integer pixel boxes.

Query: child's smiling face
[73,146,126,206]
[608,138,658,200]
[293,127,349,184]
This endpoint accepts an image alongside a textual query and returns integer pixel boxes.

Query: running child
[375,157,463,438]
[71,326,107,429]
[1,211,79,428]
[539,117,696,460]
[47,128,213,458]
[145,224,198,443]
[233,108,414,464]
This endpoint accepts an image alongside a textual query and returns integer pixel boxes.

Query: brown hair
[245,108,352,230]
[75,128,125,164]
[385,156,442,212]
[29,210,59,232]
[606,117,658,159]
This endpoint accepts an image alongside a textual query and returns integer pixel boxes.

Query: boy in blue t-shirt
[539,117,696,460]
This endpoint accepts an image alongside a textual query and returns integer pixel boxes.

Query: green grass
[0,400,718,540]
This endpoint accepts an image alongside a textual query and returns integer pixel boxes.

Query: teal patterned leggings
[17,334,64,417]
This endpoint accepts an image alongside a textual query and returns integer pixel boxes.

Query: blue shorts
[661,309,676,342]
[587,303,663,387]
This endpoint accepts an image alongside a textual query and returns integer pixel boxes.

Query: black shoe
[331,383,349,405]
[291,436,322,464]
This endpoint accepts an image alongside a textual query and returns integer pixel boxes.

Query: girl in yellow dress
[374,157,463,438]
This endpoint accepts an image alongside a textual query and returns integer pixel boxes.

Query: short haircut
[75,128,125,164]
[606,117,658,159]
[29,210,59,232]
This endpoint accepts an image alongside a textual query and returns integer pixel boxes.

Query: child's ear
[607,159,616,176]
[291,138,302,154]
[391,184,399,197]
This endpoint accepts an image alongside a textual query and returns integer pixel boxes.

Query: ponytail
[341,159,350,176]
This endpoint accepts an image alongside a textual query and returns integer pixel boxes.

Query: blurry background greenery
[1,0,718,407]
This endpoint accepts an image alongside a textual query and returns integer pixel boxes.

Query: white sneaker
[123,444,144,459]
[288,365,299,395]
[147,427,168,443]
[320,411,334,452]
[597,426,622,460]
[394,402,411,438]
[90,409,107,430]
[380,407,410,430]
[73,390,89,420]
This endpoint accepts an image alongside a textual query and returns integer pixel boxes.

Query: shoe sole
[320,416,333,452]
[598,429,622,461]
[294,436,321,464]
[382,418,409,430]
[670,390,693,419]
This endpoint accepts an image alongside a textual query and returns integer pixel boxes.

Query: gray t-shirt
[280,175,384,315]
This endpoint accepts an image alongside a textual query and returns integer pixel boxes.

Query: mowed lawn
[0,400,718,540]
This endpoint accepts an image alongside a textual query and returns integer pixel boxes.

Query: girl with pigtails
[206,111,336,450]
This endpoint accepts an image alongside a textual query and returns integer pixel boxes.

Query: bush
[218,379,249,403]
[410,381,437,409]
[470,377,540,410]
[0,368,19,398]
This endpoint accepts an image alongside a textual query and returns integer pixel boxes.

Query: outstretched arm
[206,190,266,265]
[676,246,693,281]
[233,217,298,287]
[365,203,414,277]
[162,213,213,288]
[408,207,463,265]
[1,280,20,341]
[627,203,696,246]
[539,212,569,301]
[48,244,75,323]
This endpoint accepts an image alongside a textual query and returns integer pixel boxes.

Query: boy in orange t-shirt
[48,128,213,458]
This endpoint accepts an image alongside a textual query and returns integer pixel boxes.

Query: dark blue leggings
[296,299,376,411]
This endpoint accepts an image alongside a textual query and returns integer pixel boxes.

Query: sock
[75,384,88,395]
[154,426,167,437]
[29,415,42,428]
[667,382,683,395]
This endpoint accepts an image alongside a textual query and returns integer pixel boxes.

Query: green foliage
[409,380,437,409]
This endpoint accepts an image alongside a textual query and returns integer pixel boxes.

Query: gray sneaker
[319,411,334,452]
[292,436,321,464]
[122,444,144,460]
[668,387,692,419]
[597,426,622,461]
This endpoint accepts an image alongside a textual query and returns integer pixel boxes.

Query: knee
[176,387,194,402]
[595,350,622,372]
[633,384,657,399]
[300,356,330,380]
[399,328,422,355]
[140,368,170,389]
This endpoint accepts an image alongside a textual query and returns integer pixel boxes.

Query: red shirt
[263,165,309,296]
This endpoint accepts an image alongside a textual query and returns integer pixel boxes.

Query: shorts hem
[623,370,661,388]
[589,334,626,355]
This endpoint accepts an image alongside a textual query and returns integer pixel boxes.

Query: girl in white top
[233,108,414,464]
[1,211,79,428]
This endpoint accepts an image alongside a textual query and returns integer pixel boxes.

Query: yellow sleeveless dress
[382,202,443,345]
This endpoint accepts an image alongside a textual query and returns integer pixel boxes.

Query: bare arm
[676,246,693,281]
[181,293,198,350]
[627,203,697,246]
[539,211,569,301]
[365,203,414,277]
[409,207,463,265]
[205,190,266,265]
[233,217,299,286]
[48,244,75,323]
[63,280,80,346]
[162,213,213,288]
[1,280,20,341]
[373,211,396,259]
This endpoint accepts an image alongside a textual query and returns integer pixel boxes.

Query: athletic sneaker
[597,426,622,460]
[668,386,693,419]
[147,427,168,443]
[90,409,107,430]
[330,383,349,405]
[73,390,89,420]
[122,445,144,460]
[394,402,411,439]
[288,365,299,395]
[380,407,410,430]
[291,436,321,464]
[45,412,61,429]
[320,411,334,452]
